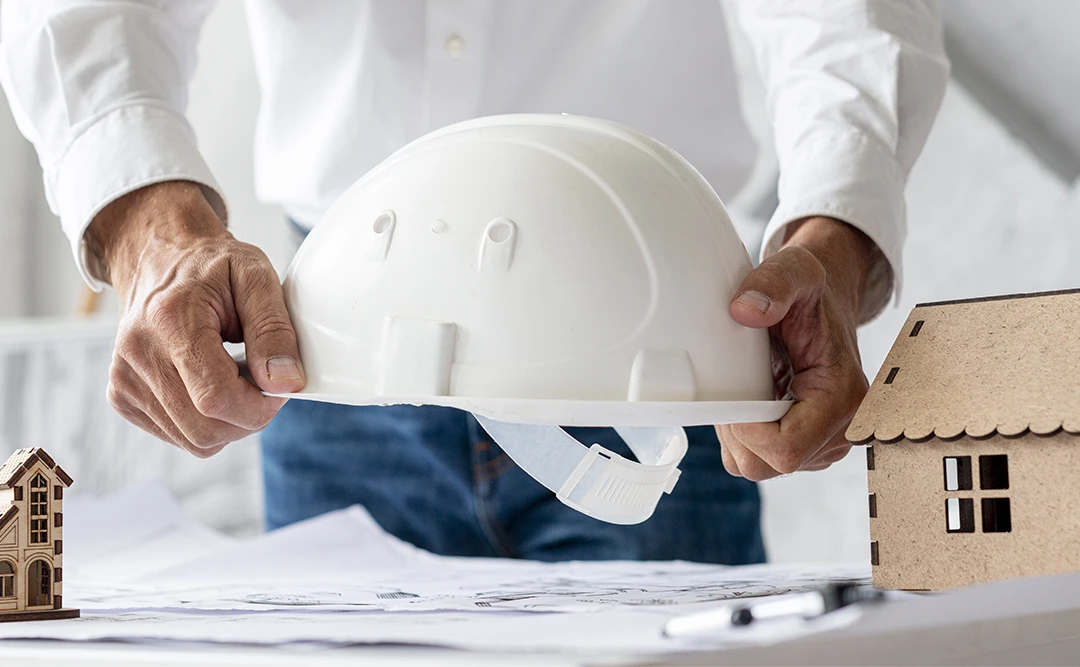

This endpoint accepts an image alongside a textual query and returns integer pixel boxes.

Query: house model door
[26,560,50,608]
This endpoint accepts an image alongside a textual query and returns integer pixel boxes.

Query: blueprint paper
[68,559,869,614]
[139,504,438,586]
[60,486,867,614]
[0,483,870,653]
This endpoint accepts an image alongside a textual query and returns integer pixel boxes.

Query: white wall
[185,1,289,273]
[2,4,1079,559]
[759,79,1080,562]
[0,320,264,535]
[944,0,1080,180]
[0,80,86,317]
[0,1,287,321]
[0,97,29,317]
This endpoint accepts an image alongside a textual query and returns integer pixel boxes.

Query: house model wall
[0,448,79,621]
[847,288,1080,591]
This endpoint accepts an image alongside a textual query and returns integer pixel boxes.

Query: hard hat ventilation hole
[487,220,513,243]
[363,210,397,262]
[479,218,518,272]
[372,212,395,234]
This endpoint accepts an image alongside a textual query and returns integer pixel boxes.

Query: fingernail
[735,290,771,314]
[267,356,302,381]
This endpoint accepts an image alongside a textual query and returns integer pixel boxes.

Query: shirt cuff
[51,104,228,291]
[759,131,904,323]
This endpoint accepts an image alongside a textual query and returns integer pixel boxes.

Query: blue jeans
[262,402,764,563]
[265,218,763,563]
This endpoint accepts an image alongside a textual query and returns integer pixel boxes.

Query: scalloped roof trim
[850,420,1080,445]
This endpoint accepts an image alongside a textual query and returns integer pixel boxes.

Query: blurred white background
[1,1,1079,558]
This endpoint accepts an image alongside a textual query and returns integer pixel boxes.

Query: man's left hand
[717,217,883,481]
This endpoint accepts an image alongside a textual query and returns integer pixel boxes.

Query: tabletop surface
[3,601,1080,667]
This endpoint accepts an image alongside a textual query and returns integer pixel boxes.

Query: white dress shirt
[0,0,948,315]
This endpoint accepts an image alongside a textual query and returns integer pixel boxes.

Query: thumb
[729,246,826,329]
[233,253,306,394]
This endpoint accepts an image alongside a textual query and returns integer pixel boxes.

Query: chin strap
[473,416,688,525]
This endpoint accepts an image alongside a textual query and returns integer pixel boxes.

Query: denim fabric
[264,219,764,563]
[262,402,764,564]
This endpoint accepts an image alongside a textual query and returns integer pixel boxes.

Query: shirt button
[444,34,466,57]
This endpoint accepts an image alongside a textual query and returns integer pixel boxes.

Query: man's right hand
[87,181,305,457]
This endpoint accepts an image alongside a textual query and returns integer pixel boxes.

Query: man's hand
[717,217,881,481]
[88,181,305,458]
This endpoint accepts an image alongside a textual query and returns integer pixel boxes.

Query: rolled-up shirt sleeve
[730,0,949,318]
[0,0,227,290]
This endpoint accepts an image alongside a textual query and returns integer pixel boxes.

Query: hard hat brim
[264,391,792,427]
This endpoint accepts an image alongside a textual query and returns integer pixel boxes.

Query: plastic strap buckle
[557,440,684,525]
[473,415,687,525]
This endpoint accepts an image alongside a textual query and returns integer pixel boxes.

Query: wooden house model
[0,448,79,621]
[847,289,1080,591]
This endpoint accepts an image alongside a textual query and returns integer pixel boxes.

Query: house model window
[979,455,1011,533]
[980,455,1009,490]
[944,456,972,491]
[0,561,13,598]
[945,497,975,533]
[982,497,1012,533]
[944,456,975,532]
[29,474,49,544]
[944,455,1011,534]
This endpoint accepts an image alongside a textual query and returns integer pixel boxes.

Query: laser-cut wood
[0,608,79,623]
[0,448,79,621]
[848,289,1080,590]
[848,289,1080,444]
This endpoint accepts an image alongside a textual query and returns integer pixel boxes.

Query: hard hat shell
[279,114,787,427]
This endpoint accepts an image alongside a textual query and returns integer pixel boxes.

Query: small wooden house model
[0,448,79,621]
[847,288,1080,591]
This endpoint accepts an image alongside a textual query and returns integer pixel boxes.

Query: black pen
[663,582,883,638]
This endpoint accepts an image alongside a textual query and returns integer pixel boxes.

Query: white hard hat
[274,114,791,524]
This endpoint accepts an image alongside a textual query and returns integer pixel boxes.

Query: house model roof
[847,288,1080,444]
[0,447,73,534]
[0,447,73,489]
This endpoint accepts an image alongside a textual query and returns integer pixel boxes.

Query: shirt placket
[422,0,494,132]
